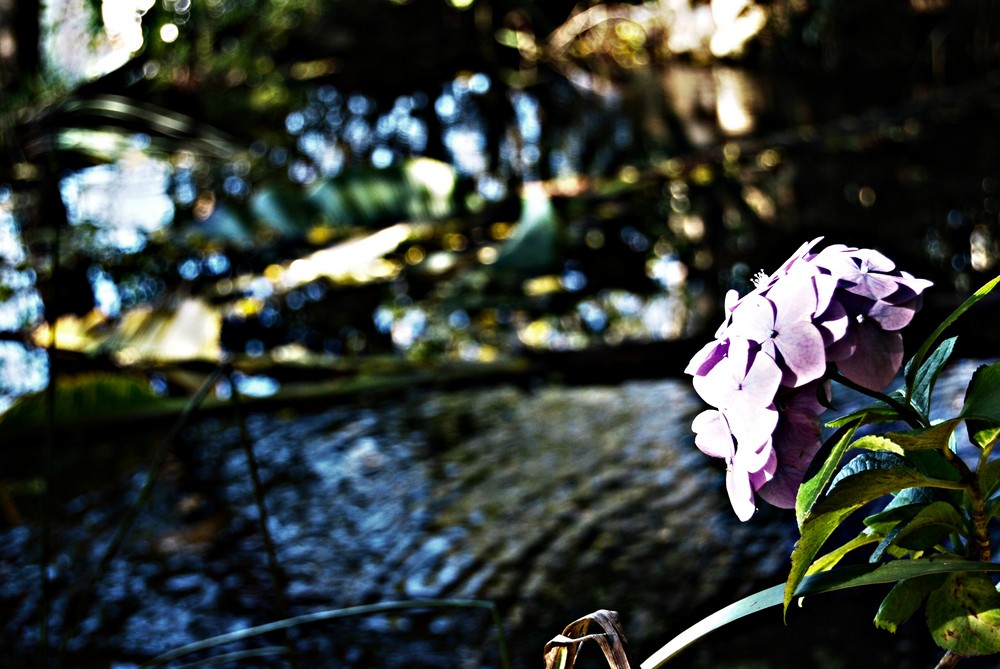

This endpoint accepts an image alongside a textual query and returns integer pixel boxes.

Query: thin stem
[143,599,511,669]
[934,650,963,669]
[57,366,226,663]
[226,370,299,669]
[829,370,928,429]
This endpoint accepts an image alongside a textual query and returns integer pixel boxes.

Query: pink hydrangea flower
[687,238,931,520]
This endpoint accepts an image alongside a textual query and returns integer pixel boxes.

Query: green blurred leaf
[905,274,1000,391]
[0,372,164,432]
[906,336,956,417]
[250,186,318,237]
[927,572,1000,656]
[874,575,947,634]
[494,185,561,276]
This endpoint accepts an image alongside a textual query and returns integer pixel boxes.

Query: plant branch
[828,370,928,429]
[935,650,963,669]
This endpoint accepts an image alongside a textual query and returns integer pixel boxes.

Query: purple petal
[728,295,777,343]
[835,321,903,391]
[685,338,729,376]
[815,299,849,348]
[757,407,823,508]
[775,321,827,387]
[723,401,779,449]
[692,409,736,459]
[726,468,756,522]
[866,299,917,331]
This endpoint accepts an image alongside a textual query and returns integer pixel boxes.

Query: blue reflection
[0,342,48,412]
[87,266,122,317]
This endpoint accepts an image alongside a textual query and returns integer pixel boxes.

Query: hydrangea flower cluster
[685,238,933,521]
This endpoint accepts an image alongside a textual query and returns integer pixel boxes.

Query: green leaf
[641,560,1000,669]
[829,452,911,492]
[850,434,904,455]
[906,337,957,416]
[874,575,947,634]
[905,274,1000,391]
[825,405,900,429]
[972,425,1000,450]
[796,419,862,527]
[870,501,967,563]
[864,502,931,535]
[785,467,966,614]
[954,362,1000,451]
[961,362,1000,419]
[979,459,1000,498]
[808,532,881,574]
[886,420,961,451]
[926,572,1000,656]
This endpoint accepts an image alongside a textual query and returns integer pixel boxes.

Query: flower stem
[935,650,963,669]
[828,370,928,429]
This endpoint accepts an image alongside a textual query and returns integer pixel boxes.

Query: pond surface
[3,362,997,669]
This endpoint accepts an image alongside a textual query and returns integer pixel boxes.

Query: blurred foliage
[1,0,1000,410]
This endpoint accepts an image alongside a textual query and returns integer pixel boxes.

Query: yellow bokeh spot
[477,246,499,265]
[757,149,781,170]
[585,229,605,250]
[444,233,468,252]
[690,164,714,185]
[490,222,514,240]
[523,275,562,296]
[518,319,552,348]
[263,264,284,282]
[405,246,426,265]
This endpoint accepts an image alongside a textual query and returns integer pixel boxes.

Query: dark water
[3,361,998,669]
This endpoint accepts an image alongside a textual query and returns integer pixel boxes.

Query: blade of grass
[142,598,511,669]
[225,369,297,667]
[57,365,227,663]
[640,559,1000,669]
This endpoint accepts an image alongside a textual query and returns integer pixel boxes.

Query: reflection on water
[5,13,1000,409]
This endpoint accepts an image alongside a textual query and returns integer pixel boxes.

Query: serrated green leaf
[865,502,931,534]
[905,449,963,483]
[851,434,904,454]
[785,467,966,614]
[905,337,956,417]
[796,419,862,527]
[979,459,1000,499]
[973,425,1000,450]
[808,533,881,574]
[875,575,948,634]
[871,502,968,563]
[829,451,911,493]
[927,571,1000,656]
[960,362,1000,425]
[870,521,910,564]
[905,274,1000,391]
[886,420,961,451]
